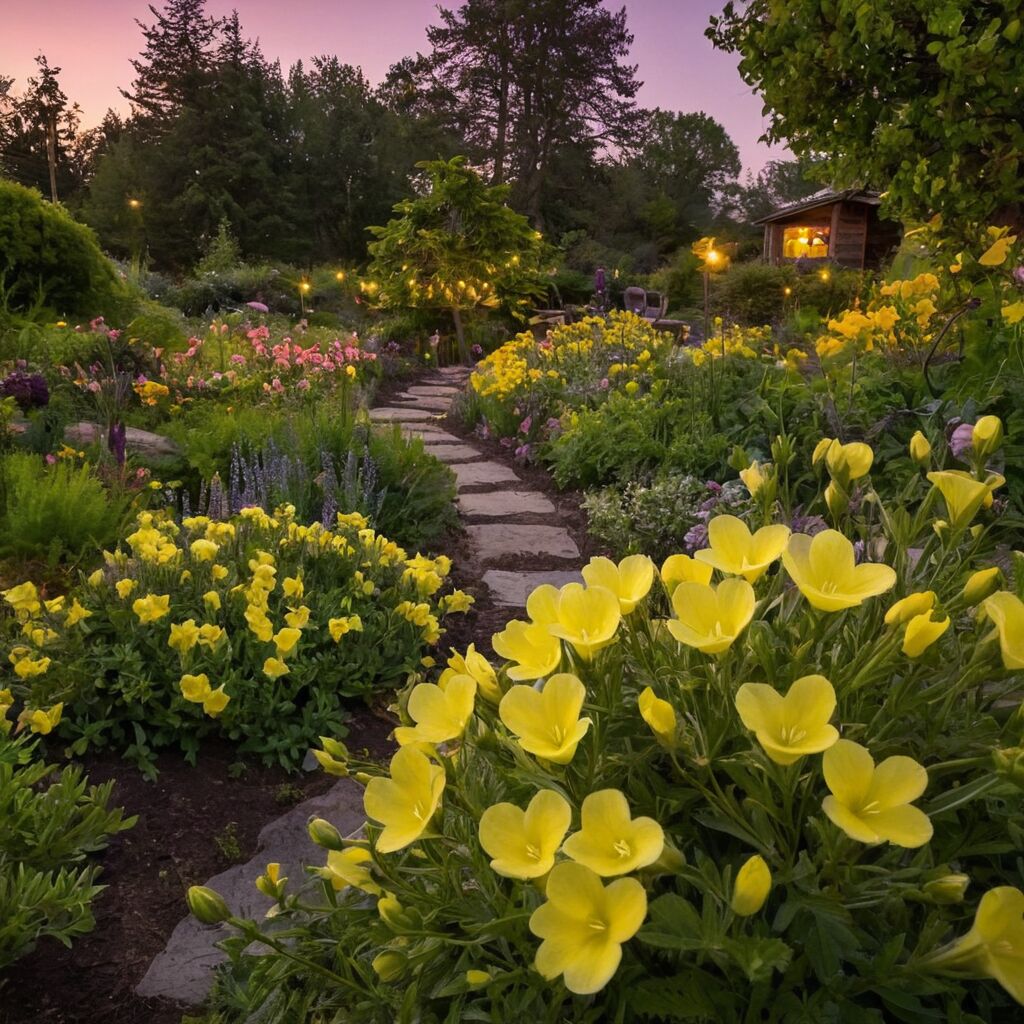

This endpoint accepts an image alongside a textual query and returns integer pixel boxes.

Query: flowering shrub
[2,507,472,776]
[195,432,1023,1021]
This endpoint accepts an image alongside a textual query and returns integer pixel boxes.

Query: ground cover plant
[1,507,473,777]
[191,427,1024,1022]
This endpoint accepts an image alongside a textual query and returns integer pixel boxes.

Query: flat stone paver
[368,406,436,422]
[451,461,521,490]
[458,490,556,517]
[394,395,453,411]
[466,524,579,561]
[483,569,585,606]
[422,443,484,463]
[404,385,462,398]
[405,429,464,444]
[136,779,365,1005]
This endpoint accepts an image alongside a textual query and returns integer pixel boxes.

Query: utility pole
[45,111,58,203]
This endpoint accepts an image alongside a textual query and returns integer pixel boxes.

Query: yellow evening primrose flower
[903,611,951,657]
[440,644,500,703]
[190,538,219,562]
[133,593,171,623]
[884,591,936,626]
[927,471,1005,530]
[492,620,562,680]
[978,233,1017,266]
[22,703,63,735]
[3,581,41,618]
[782,530,896,612]
[545,583,621,660]
[667,578,755,655]
[735,674,839,765]
[203,590,221,612]
[925,886,1024,1004]
[328,614,363,642]
[478,789,572,879]
[525,583,561,627]
[695,515,790,583]
[64,599,91,627]
[14,656,51,679]
[981,591,1024,669]
[393,676,476,747]
[363,746,446,854]
[1003,299,1024,326]
[179,673,230,716]
[197,623,224,648]
[263,656,289,680]
[322,847,381,895]
[245,605,274,642]
[440,589,475,613]
[638,686,678,749]
[168,619,201,654]
[660,553,713,594]
[285,605,311,630]
[211,564,229,581]
[581,555,655,614]
[498,673,591,764]
[963,567,1001,606]
[529,861,647,996]
[87,569,104,587]
[562,789,664,876]
[822,739,932,848]
[909,431,932,465]
[972,415,1004,458]
[282,576,304,600]
[739,461,766,497]
[731,855,772,916]
[116,578,137,599]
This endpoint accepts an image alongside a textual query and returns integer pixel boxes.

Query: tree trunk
[451,306,470,365]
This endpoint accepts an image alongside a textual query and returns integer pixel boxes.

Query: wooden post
[45,112,58,203]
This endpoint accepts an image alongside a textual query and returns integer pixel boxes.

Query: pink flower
[297,378,310,390]
[271,377,284,393]
[87,381,101,393]
[230,354,246,366]
[949,421,974,459]
[246,301,269,313]
[519,416,533,434]
[600,378,610,390]
[45,454,57,464]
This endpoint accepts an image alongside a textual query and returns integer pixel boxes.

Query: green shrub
[0,454,131,565]
[0,731,134,968]
[0,179,132,323]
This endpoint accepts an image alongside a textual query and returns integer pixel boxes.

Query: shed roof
[753,188,882,226]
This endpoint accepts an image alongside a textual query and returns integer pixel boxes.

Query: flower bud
[739,461,765,498]
[308,817,344,851]
[311,748,349,777]
[992,746,1024,790]
[972,415,1003,458]
[638,686,678,750]
[824,480,848,521]
[812,437,834,466]
[187,885,231,925]
[923,874,970,904]
[884,591,936,626]
[465,969,492,989]
[902,611,950,658]
[909,430,931,465]
[255,862,286,899]
[371,951,407,983]
[963,567,1002,606]
[377,894,422,931]
[731,855,771,916]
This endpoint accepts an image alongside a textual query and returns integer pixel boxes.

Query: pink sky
[1,0,783,175]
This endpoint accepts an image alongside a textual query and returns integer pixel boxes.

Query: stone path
[137,364,587,1007]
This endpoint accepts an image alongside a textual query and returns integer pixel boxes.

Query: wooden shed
[755,189,902,270]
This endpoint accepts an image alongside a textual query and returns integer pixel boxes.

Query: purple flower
[1013,266,1024,287]
[599,378,610,390]
[514,444,532,460]
[949,421,974,459]
[500,436,515,448]
[683,522,708,551]
[519,415,533,435]
[705,480,723,494]
[108,420,127,467]
[247,301,269,313]
[0,371,49,412]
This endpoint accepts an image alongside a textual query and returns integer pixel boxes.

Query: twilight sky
[1,0,784,175]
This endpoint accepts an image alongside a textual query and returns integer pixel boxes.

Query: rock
[135,779,365,1005]
[368,406,436,423]
[483,569,585,606]
[403,385,462,398]
[422,443,483,464]
[393,395,453,412]
[466,524,579,561]
[457,490,556,518]
[450,461,521,490]
[404,428,464,443]
[65,422,181,459]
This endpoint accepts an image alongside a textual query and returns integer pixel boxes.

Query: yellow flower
[695,515,790,583]
[197,623,224,648]
[1003,299,1024,325]
[529,861,647,996]
[735,674,839,765]
[978,233,1016,266]
[190,538,219,562]
[815,438,873,481]
[363,746,446,853]
[14,656,51,679]
[133,593,171,623]
[822,739,932,848]
[263,656,290,680]
[285,605,311,629]
[981,591,1024,668]
[179,673,230,716]
[498,673,591,764]
[328,614,363,642]
[203,590,221,612]
[394,676,476,746]
[87,569,104,587]
[245,605,274,642]
[440,644,500,703]
[478,789,572,879]
[211,564,229,581]
[903,611,950,657]
[322,847,381,895]
[581,555,655,614]
[739,461,766,497]
[562,789,664,876]
[884,591,936,626]
[282,576,304,600]
[64,598,92,627]
[3,581,41,618]
[168,619,201,654]
[545,583,621,660]
[116,579,137,599]
[925,886,1024,1004]
[927,471,1005,530]
[660,553,713,594]
[492,620,562,680]
[731,855,772,916]
[667,578,755,655]
[782,531,896,612]
[972,415,1004,458]
[22,703,63,735]
[638,686,677,749]
[909,430,932,465]
[963,567,1001,606]
[440,589,474,613]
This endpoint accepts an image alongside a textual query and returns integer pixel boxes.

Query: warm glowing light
[819,269,831,283]
[783,286,793,297]
[299,281,311,294]
[706,250,721,265]
[128,198,142,209]
[335,271,345,283]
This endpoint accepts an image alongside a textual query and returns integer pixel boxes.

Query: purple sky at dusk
[2,0,785,175]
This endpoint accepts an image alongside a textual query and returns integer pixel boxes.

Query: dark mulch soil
[0,710,395,1024]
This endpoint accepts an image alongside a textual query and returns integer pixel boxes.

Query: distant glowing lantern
[128,198,142,209]
[819,269,831,283]
[335,270,345,283]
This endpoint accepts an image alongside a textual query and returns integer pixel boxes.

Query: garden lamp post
[703,248,721,342]
[299,279,311,316]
